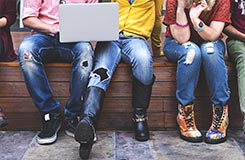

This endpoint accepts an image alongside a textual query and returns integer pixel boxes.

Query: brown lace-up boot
[177,104,202,142]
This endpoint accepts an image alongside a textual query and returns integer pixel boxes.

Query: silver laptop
[59,2,119,43]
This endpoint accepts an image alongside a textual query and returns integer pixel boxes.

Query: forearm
[224,25,245,42]
[171,7,190,44]
[191,18,224,41]
[23,17,59,34]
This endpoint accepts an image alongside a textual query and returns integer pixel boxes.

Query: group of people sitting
[1,0,245,159]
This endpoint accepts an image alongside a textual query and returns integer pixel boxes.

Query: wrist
[196,21,206,33]
[175,21,189,28]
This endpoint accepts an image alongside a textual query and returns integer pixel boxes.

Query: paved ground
[0,130,244,160]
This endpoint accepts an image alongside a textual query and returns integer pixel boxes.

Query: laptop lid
[59,2,119,43]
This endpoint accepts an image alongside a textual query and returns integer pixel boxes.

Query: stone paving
[0,130,244,160]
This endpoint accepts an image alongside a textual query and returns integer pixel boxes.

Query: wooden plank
[0,97,163,113]
[0,31,241,131]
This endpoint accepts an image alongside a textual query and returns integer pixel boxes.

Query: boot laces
[184,107,195,128]
[212,107,223,129]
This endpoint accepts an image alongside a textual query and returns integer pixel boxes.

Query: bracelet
[196,24,206,33]
[175,21,189,28]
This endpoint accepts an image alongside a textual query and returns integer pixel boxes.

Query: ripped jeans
[88,34,154,91]
[18,33,94,120]
[163,37,230,107]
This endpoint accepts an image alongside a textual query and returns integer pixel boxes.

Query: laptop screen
[59,2,119,43]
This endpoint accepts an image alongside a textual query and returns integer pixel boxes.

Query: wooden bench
[0,31,242,131]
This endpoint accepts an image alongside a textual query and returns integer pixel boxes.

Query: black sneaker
[36,110,61,145]
[64,116,79,138]
[75,119,95,159]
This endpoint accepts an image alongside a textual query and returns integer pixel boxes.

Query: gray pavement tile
[116,130,245,160]
[22,131,115,160]
[1,130,244,160]
[229,130,245,154]
[0,131,36,160]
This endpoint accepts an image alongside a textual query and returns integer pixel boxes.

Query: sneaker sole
[65,130,74,138]
[66,129,97,143]
[36,123,61,145]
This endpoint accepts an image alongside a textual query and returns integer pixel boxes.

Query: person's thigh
[88,41,122,90]
[121,38,153,85]
[18,33,56,63]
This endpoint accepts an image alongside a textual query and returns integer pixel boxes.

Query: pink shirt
[23,0,98,27]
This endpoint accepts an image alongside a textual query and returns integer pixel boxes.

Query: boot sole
[135,136,149,142]
[205,137,227,144]
[75,120,94,159]
[75,120,94,142]
[180,134,203,143]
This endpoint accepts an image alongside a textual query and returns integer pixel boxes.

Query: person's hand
[49,25,59,34]
[189,0,208,19]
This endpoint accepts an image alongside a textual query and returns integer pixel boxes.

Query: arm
[0,0,16,28]
[151,0,164,57]
[224,24,245,42]
[169,0,191,44]
[22,0,59,35]
[23,17,59,35]
[189,0,224,41]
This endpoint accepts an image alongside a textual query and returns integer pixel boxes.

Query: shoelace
[183,107,195,128]
[212,108,223,129]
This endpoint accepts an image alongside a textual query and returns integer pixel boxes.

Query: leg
[121,37,154,141]
[201,40,230,144]
[75,41,122,159]
[163,38,202,142]
[18,34,61,144]
[61,42,94,137]
[18,34,61,114]
[227,39,245,133]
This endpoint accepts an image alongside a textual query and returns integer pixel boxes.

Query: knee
[201,41,225,59]
[180,45,202,65]
[74,44,94,72]
[18,40,36,62]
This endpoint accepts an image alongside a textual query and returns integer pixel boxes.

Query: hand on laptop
[49,25,59,35]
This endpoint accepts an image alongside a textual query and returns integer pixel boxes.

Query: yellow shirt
[112,0,163,56]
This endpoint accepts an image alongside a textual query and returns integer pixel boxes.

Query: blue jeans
[88,33,154,90]
[163,37,230,107]
[18,33,94,120]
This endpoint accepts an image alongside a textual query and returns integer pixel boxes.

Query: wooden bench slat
[0,31,241,131]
